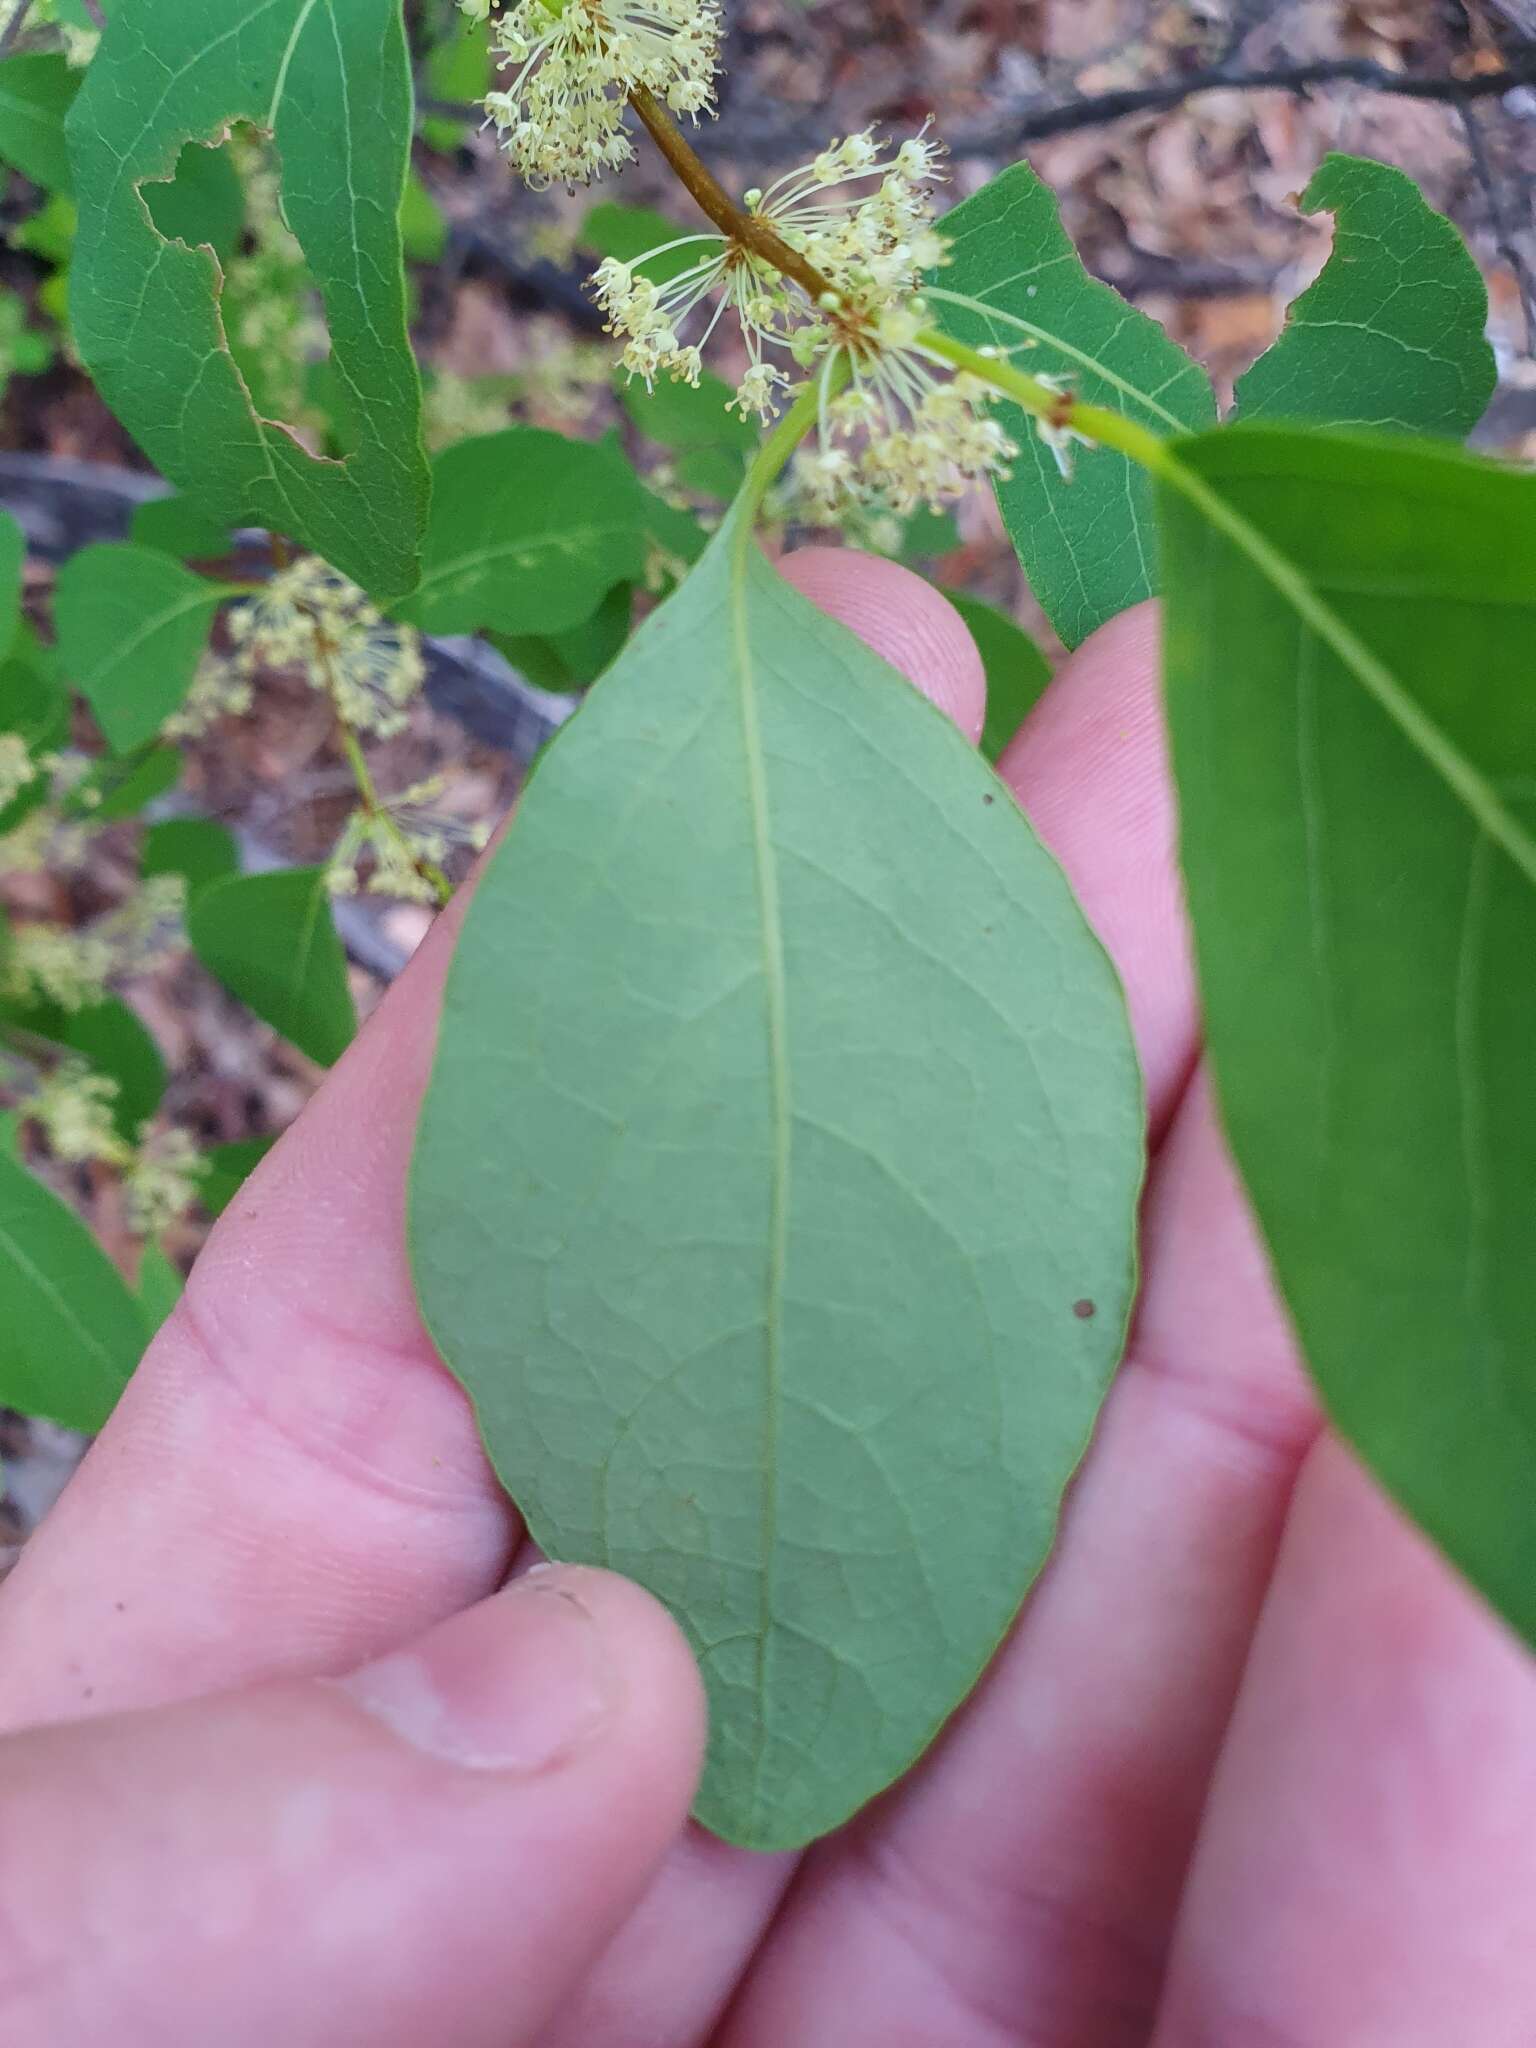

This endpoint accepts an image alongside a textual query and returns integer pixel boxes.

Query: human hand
[1,555,1533,2047]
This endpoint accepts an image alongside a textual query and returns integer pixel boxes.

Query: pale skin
[1,554,1534,2046]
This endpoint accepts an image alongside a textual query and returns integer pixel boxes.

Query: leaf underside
[67,0,428,600]
[411,502,1144,1850]
[1160,426,1536,1649]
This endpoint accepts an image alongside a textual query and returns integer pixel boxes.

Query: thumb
[0,1567,704,2048]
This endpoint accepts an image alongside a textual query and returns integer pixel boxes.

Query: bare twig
[1457,96,1536,350]
[950,51,1536,156]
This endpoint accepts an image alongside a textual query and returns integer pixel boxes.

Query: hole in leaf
[140,128,340,458]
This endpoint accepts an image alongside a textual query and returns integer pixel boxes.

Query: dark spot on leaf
[981,792,994,805]
[1073,1298,1096,1319]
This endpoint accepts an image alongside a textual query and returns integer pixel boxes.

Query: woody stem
[627,86,838,307]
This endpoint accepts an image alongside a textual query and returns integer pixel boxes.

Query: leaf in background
[3,994,167,1141]
[1236,153,1496,437]
[138,1240,184,1334]
[412,496,1143,1850]
[0,508,24,658]
[67,0,429,600]
[0,1148,145,1432]
[70,743,184,823]
[144,139,246,265]
[895,504,962,563]
[642,486,707,568]
[129,495,235,561]
[400,172,448,266]
[938,162,1215,647]
[944,592,1053,765]
[54,545,227,754]
[621,368,757,454]
[1159,424,1536,1650]
[0,54,78,193]
[198,1134,276,1218]
[397,428,650,637]
[141,816,240,901]
[580,199,706,285]
[422,10,491,152]
[188,868,356,1068]
[492,581,633,693]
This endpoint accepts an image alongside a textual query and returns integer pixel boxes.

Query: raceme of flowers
[328,776,492,908]
[467,0,723,189]
[590,128,1022,513]
[226,555,427,740]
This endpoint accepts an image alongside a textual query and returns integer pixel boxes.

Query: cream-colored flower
[228,557,427,740]
[124,1126,207,1239]
[327,778,490,905]
[0,732,35,810]
[31,1064,129,1168]
[589,125,952,431]
[161,654,254,740]
[482,0,722,190]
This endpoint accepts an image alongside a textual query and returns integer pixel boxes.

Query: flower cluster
[592,127,1021,511]
[161,654,254,741]
[227,557,426,739]
[0,731,36,810]
[473,0,722,189]
[30,1063,128,1168]
[327,777,491,906]
[1,875,185,1015]
[14,1059,206,1235]
[123,1125,207,1239]
[590,128,947,416]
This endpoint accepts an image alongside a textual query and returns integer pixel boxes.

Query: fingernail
[339,1568,617,1772]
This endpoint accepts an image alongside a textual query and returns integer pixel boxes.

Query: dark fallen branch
[950,51,1536,155]
[423,50,1536,165]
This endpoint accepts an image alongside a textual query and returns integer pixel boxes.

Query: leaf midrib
[1165,453,1536,891]
[727,522,791,1833]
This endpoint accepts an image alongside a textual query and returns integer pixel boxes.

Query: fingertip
[779,546,987,744]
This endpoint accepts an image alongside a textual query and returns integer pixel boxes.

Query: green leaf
[138,1239,184,1333]
[580,199,705,285]
[400,171,447,266]
[188,867,356,1067]
[67,0,429,600]
[0,54,78,192]
[1158,424,1536,1651]
[492,581,633,693]
[0,1148,145,1431]
[412,495,1143,1850]
[4,994,167,1140]
[895,505,962,563]
[943,592,1053,765]
[938,162,1216,647]
[396,428,650,638]
[1236,153,1496,438]
[144,138,246,265]
[71,743,184,823]
[673,446,748,501]
[141,816,240,901]
[621,368,757,454]
[0,508,25,659]
[198,1133,275,1217]
[54,544,226,754]
[129,495,235,561]
[422,11,490,152]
